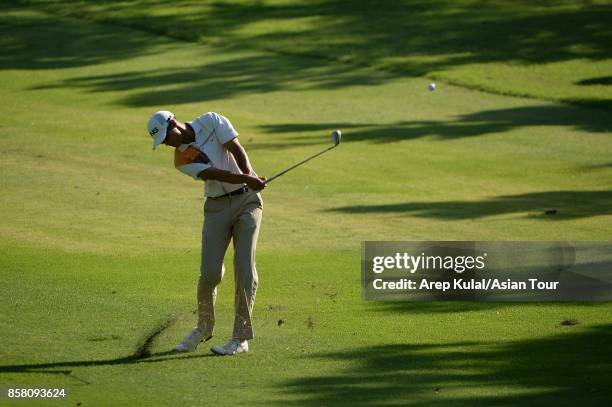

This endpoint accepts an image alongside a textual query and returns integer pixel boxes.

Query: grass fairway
[1,1,612,406]
[14,0,612,110]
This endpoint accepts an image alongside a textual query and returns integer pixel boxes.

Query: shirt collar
[187,120,202,141]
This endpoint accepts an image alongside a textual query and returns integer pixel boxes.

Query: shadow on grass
[328,190,612,220]
[257,103,611,144]
[4,1,611,109]
[15,0,611,70]
[30,54,389,106]
[0,9,162,70]
[0,350,215,382]
[369,302,522,314]
[577,76,612,86]
[369,302,610,317]
[582,162,612,170]
[275,324,612,406]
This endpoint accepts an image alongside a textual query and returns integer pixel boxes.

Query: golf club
[265,130,342,184]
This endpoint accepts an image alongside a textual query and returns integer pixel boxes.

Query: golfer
[147,111,265,356]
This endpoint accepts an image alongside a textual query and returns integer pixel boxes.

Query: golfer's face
[163,122,182,147]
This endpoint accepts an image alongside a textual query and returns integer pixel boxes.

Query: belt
[212,185,249,199]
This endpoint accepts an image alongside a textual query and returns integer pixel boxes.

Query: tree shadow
[581,162,612,170]
[257,103,611,144]
[23,0,611,68]
[328,190,612,220]
[366,301,604,315]
[0,8,163,70]
[369,301,517,314]
[5,1,611,109]
[275,324,612,405]
[31,53,389,106]
[577,76,612,86]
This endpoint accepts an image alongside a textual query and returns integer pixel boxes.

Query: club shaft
[266,145,337,184]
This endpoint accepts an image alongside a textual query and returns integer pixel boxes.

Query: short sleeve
[212,113,239,144]
[175,145,212,180]
[191,112,238,145]
[176,163,209,180]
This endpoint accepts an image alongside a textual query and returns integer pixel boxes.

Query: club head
[331,130,342,146]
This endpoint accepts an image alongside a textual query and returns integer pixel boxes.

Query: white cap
[147,111,174,150]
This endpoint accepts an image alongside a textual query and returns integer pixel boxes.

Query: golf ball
[428,82,436,91]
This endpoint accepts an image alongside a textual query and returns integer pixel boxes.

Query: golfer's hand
[245,175,266,191]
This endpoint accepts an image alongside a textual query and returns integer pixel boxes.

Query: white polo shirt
[174,112,249,198]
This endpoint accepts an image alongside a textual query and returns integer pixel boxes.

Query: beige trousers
[197,189,263,341]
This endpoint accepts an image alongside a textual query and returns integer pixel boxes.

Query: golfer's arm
[198,167,249,184]
[224,138,253,175]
